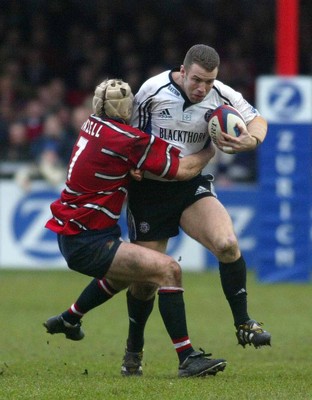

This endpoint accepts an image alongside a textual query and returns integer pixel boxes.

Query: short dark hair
[183,44,220,72]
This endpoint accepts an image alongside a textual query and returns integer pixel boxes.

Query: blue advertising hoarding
[256,77,312,282]
[204,186,258,269]
[0,180,259,272]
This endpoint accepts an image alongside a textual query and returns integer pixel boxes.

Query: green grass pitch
[1,269,311,399]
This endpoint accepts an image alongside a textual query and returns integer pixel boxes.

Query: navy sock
[62,278,118,325]
[126,290,155,352]
[158,289,194,363]
[219,255,250,327]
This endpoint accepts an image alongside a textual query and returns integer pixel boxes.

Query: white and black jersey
[128,68,260,240]
[131,67,260,159]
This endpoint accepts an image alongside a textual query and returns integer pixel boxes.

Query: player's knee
[214,235,239,259]
[164,258,182,286]
[129,282,157,300]
[107,278,128,292]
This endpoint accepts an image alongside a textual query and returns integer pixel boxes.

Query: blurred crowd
[0,0,311,189]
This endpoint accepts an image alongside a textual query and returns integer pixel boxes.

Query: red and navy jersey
[45,114,180,235]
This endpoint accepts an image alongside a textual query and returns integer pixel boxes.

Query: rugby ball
[208,105,246,154]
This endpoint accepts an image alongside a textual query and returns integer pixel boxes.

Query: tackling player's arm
[131,141,215,182]
[175,142,215,180]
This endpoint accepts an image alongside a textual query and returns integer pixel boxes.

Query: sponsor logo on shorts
[195,186,210,196]
[105,240,115,251]
[139,221,150,233]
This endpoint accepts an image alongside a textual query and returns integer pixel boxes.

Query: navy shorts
[57,225,122,279]
[127,174,217,241]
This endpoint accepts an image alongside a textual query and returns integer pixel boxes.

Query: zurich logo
[12,189,60,260]
[268,81,302,119]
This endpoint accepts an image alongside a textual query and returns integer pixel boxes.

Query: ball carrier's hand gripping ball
[208,105,247,154]
[93,79,134,123]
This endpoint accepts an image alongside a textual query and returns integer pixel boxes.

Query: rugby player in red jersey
[43,78,226,377]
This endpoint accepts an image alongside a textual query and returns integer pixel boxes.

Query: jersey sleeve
[216,81,260,124]
[130,72,169,131]
[130,96,142,130]
[131,87,152,131]
[129,133,180,180]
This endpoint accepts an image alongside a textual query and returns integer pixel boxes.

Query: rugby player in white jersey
[120,44,271,375]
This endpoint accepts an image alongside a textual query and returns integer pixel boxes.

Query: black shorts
[57,225,122,279]
[127,174,217,241]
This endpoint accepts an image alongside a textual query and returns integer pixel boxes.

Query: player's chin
[191,94,205,103]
